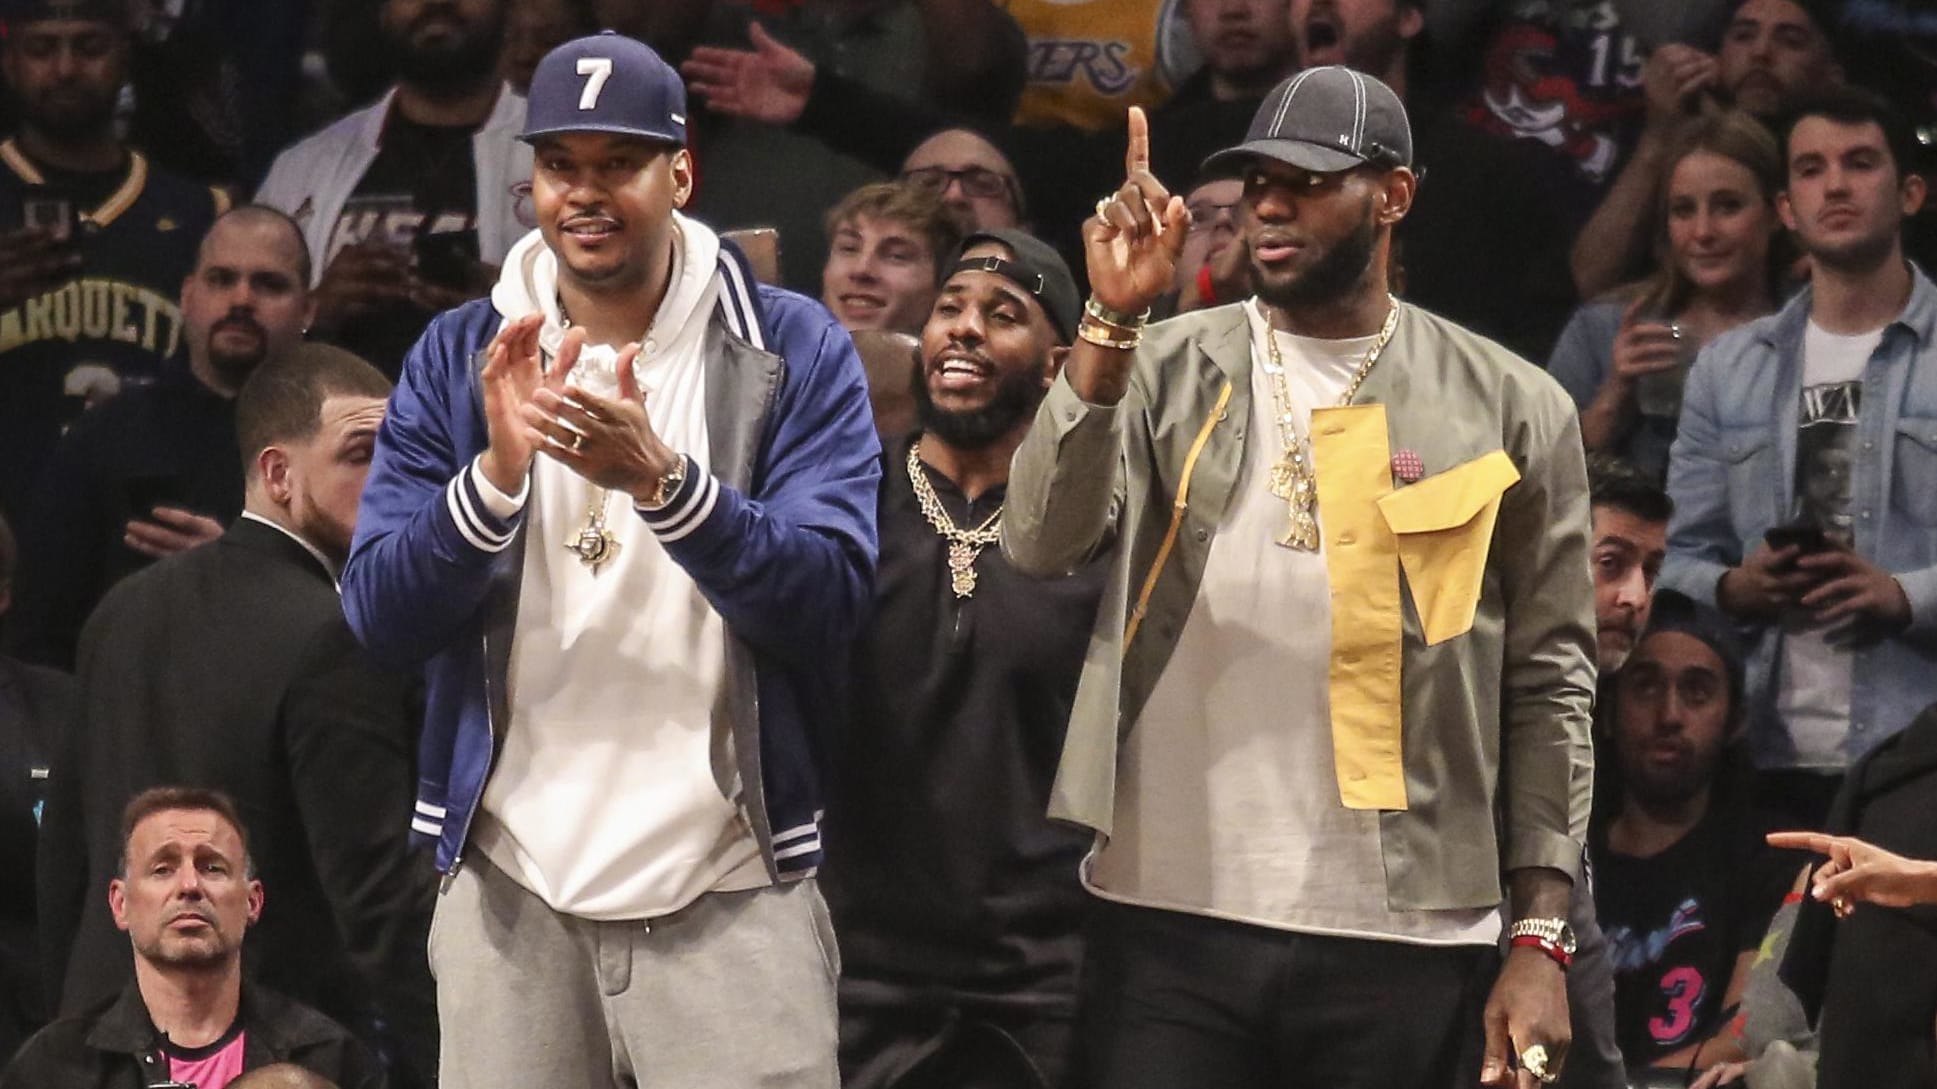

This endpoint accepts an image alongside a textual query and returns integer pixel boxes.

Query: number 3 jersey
[1591,798,1796,1066]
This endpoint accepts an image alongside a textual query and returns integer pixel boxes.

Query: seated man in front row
[2,788,382,1089]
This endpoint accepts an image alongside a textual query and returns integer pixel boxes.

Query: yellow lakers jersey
[1002,0,1201,131]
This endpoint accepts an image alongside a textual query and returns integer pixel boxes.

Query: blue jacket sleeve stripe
[446,468,517,553]
[639,463,721,543]
[772,837,822,862]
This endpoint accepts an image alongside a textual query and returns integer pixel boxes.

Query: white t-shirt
[1085,301,1500,946]
[1776,320,1883,769]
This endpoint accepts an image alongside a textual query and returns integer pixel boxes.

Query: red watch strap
[1509,934,1573,970]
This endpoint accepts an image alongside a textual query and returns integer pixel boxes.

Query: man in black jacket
[0,509,72,1062]
[4,787,382,1089]
[36,345,435,1087]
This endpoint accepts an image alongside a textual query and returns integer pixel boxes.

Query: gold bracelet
[1085,295,1150,330]
[1077,318,1141,351]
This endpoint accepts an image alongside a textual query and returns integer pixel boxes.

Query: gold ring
[1832,895,1854,918]
[1095,195,1114,220]
[1521,1045,1557,1084]
[570,431,585,452]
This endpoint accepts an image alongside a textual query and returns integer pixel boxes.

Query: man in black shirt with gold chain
[821,229,1102,1089]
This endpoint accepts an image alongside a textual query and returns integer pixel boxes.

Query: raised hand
[1086,107,1191,317]
[1609,298,1690,387]
[683,23,816,126]
[521,342,682,502]
[478,314,552,494]
[312,242,416,332]
[0,226,80,311]
[124,506,225,558]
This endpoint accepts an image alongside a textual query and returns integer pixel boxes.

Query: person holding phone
[0,0,230,542]
[9,206,315,671]
[256,0,529,379]
[1659,87,1937,830]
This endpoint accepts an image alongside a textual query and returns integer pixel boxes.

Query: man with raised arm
[1001,70,1598,1088]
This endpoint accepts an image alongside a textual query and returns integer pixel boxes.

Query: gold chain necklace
[907,440,1003,598]
[555,303,627,574]
[1259,296,1400,550]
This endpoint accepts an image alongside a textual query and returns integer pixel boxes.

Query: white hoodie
[470,214,768,920]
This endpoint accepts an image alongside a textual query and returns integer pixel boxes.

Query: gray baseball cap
[1202,66,1413,178]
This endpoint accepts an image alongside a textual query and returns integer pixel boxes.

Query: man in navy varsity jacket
[339,34,878,1087]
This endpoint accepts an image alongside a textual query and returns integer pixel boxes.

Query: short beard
[379,9,505,94]
[1598,644,1632,676]
[207,345,266,390]
[1250,207,1380,311]
[25,94,118,145]
[1806,225,1899,277]
[910,350,1048,451]
[134,934,232,971]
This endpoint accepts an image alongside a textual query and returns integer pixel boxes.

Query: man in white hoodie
[341,32,881,1089]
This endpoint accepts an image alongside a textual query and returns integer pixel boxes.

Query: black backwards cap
[946,228,1080,345]
[1635,590,1748,713]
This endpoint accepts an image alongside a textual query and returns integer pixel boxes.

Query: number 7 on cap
[577,57,613,110]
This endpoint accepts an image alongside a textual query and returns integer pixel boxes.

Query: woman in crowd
[1550,110,1787,481]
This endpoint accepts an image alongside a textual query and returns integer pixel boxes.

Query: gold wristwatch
[639,456,688,511]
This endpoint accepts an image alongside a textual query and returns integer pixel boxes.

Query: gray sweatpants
[428,854,840,1088]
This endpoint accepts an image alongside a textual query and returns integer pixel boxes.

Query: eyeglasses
[900,165,1017,202]
[1185,199,1238,236]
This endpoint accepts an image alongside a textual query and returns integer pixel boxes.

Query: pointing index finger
[1767,831,1837,854]
[1126,106,1150,178]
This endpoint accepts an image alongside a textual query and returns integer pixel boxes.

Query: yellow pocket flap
[1375,451,1520,646]
[1375,450,1521,534]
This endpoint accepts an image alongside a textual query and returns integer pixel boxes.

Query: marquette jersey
[1003,0,1201,132]
[0,140,226,528]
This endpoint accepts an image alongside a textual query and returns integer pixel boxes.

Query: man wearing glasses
[897,128,1028,232]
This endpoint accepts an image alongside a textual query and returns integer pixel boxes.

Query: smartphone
[123,473,187,516]
[1765,523,1832,554]
[414,228,480,291]
[21,194,74,242]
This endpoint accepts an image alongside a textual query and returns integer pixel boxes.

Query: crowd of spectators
[3,0,1937,1086]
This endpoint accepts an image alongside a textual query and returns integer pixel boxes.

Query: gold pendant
[565,523,622,574]
[947,539,981,598]
[1268,437,1321,551]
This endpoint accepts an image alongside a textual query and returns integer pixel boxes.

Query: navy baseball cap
[1202,66,1413,178]
[521,31,687,146]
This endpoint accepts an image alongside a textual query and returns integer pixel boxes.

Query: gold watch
[639,456,688,511]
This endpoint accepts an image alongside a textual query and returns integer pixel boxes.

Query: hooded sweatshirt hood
[491,210,724,397]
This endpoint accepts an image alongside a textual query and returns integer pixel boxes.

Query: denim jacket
[1659,265,1937,768]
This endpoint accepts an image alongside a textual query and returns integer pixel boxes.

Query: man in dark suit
[36,344,437,1087]
[0,510,73,1062]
